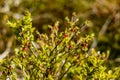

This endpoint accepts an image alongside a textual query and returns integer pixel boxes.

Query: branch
[0,36,14,60]
[89,15,114,52]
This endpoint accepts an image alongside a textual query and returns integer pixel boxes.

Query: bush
[0,0,120,61]
[0,11,120,80]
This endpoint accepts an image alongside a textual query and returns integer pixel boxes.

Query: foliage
[0,11,120,80]
[0,0,120,61]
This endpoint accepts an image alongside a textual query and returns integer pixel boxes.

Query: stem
[58,65,72,80]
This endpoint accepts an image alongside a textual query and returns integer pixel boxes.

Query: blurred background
[0,0,120,66]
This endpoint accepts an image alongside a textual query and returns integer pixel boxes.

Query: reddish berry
[75,34,79,38]
[25,42,29,46]
[8,66,12,70]
[57,41,60,45]
[71,28,75,32]
[69,45,73,49]
[84,43,88,47]
[29,61,33,65]
[64,33,69,37]
[2,71,5,75]
[51,71,54,75]
[22,47,27,51]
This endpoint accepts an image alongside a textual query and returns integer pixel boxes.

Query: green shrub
[0,0,120,61]
[0,11,120,80]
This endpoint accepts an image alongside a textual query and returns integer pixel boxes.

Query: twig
[58,65,72,80]
[0,36,14,60]
[89,15,114,52]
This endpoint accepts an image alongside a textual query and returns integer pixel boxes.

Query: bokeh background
[0,0,120,66]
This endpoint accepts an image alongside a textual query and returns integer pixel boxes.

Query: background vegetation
[0,0,120,79]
